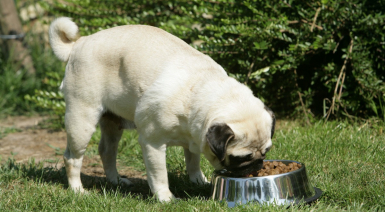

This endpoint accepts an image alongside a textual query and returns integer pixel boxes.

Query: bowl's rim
[213,159,305,179]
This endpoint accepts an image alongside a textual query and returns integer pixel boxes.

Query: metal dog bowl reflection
[211,160,322,207]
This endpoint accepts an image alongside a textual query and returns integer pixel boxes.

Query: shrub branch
[326,39,354,120]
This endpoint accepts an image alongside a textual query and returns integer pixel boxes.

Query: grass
[0,120,384,211]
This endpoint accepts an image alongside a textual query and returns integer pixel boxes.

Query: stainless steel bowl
[211,160,322,207]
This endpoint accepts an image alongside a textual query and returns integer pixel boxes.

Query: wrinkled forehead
[231,107,274,141]
[230,121,271,146]
[225,102,275,134]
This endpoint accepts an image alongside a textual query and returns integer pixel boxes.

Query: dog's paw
[68,180,87,193]
[189,171,209,185]
[156,189,175,202]
[69,185,86,193]
[108,176,134,187]
[118,177,134,187]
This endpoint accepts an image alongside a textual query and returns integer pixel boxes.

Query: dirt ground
[0,115,146,185]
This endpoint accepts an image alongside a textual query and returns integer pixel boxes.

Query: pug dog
[49,17,275,201]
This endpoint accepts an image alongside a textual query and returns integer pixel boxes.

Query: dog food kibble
[250,161,302,177]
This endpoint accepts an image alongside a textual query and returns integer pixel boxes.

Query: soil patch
[0,115,146,183]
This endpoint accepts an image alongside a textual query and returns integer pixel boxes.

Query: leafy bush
[21,26,66,127]
[0,1,66,117]
[165,0,385,120]
[37,0,385,122]
[0,32,57,116]
[0,58,36,115]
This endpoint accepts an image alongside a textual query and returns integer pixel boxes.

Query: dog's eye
[229,153,253,163]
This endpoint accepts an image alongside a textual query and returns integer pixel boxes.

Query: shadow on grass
[168,170,212,199]
[1,159,212,200]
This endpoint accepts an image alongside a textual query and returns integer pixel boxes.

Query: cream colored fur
[49,17,274,202]
[49,17,79,62]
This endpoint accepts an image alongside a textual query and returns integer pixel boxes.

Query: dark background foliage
[31,0,385,121]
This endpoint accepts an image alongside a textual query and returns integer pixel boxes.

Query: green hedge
[34,0,385,121]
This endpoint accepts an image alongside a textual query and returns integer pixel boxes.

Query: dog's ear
[264,106,276,138]
[206,123,234,162]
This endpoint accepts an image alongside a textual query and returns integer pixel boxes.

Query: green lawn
[0,120,384,211]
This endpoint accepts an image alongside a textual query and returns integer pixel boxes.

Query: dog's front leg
[184,148,208,184]
[139,136,175,202]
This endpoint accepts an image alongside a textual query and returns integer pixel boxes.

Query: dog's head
[206,106,275,177]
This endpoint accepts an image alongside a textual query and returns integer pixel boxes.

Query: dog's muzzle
[224,159,264,177]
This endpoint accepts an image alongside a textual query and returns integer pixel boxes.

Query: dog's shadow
[15,161,211,200]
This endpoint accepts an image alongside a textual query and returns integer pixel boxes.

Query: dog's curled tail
[49,17,80,62]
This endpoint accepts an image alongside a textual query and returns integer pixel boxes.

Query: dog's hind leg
[183,148,208,184]
[63,106,100,193]
[98,112,133,187]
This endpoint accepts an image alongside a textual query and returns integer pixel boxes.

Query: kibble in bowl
[248,161,302,177]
